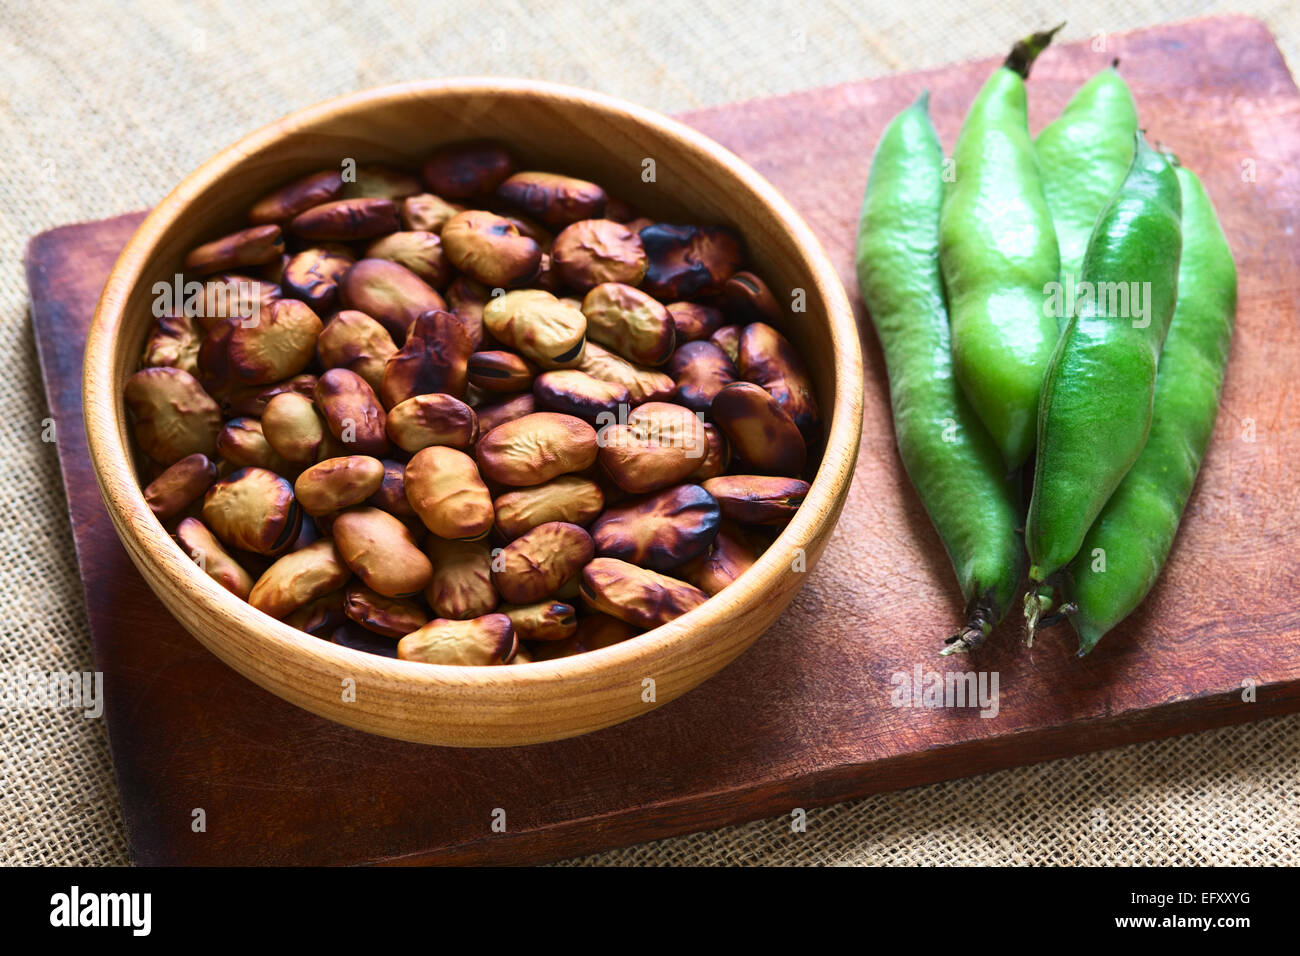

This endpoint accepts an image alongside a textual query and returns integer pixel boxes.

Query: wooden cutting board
[26,15,1300,866]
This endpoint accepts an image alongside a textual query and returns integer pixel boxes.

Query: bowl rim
[83,76,863,697]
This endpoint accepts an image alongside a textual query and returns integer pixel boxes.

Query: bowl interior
[90,79,861,746]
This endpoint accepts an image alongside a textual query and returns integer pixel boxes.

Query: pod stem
[1023,578,1077,646]
[941,595,997,656]
[1004,22,1065,79]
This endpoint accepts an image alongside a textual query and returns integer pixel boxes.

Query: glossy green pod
[857,92,1023,653]
[939,27,1062,470]
[1024,132,1183,635]
[1066,166,1236,653]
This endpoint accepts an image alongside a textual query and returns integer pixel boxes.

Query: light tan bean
[476,412,597,486]
[397,614,516,665]
[386,394,477,452]
[249,538,352,618]
[491,521,594,604]
[405,446,494,540]
[441,210,542,288]
[424,536,497,619]
[402,193,464,233]
[492,475,604,540]
[261,392,326,464]
[281,245,354,312]
[293,456,386,516]
[580,282,675,366]
[364,231,453,288]
[337,164,422,200]
[596,402,707,494]
[202,466,303,555]
[482,289,586,369]
[314,309,396,394]
[498,601,577,641]
[576,341,675,405]
[217,417,291,472]
[550,219,647,290]
[141,311,202,376]
[332,506,433,597]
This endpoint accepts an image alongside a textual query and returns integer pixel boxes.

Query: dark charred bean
[590,483,720,571]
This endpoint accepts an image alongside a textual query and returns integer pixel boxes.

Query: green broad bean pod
[1024,131,1183,637]
[1064,166,1236,653]
[856,92,1023,654]
[939,26,1062,470]
[1035,64,1139,301]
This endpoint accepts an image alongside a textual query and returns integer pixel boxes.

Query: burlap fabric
[2,0,1296,866]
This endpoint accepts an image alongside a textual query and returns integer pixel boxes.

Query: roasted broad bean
[639,223,742,299]
[365,231,453,289]
[499,601,577,641]
[217,417,291,472]
[402,193,464,233]
[597,401,708,494]
[184,224,284,276]
[368,458,417,517]
[314,309,396,394]
[343,584,429,637]
[314,368,390,456]
[249,170,345,224]
[337,164,422,200]
[482,289,586,369]
[224,298,323,386]
[474,392,537,435]
[579,557,707,629]
[701,475,808,524]
[261,391,326,464]
[580,282,675,366]
[476,412,598,486]
[497,171,606,227]
[339,258,447,342]
[386,393,477,451]
[711,381,807,476]
[332,506,432,597]
[249,538,351,618]
[736,322,820,438]
[532,369,628,424]
[175,517,254,599]
[576,341,675,405]
[441,210,542,288]
[667,301,725,343]
[293,455,386,516]
[281,244,354,312]
[142,311,202,377]
[492,475,604,539]
[424,536,497,619]
[405,445,494,540]
[668,340,737,415]
[681,529,757,595]
[289,197,401,241]
[492,521,594,604]
[397,614,516,665]
[551,219,647,290]
[721,270,783,323]
[144,453,218,520]
[379,308,472,407]
[591,483,720,571]
[421,140,515,199]
[202,466,303,555]
[468,350,538,393]
[124,367,222,465]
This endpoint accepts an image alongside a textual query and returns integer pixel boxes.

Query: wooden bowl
[83,78,863,746]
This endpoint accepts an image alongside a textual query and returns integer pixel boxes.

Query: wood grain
[27,15,1300,865]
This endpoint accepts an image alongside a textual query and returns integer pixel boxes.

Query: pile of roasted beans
[126,140,821,666]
